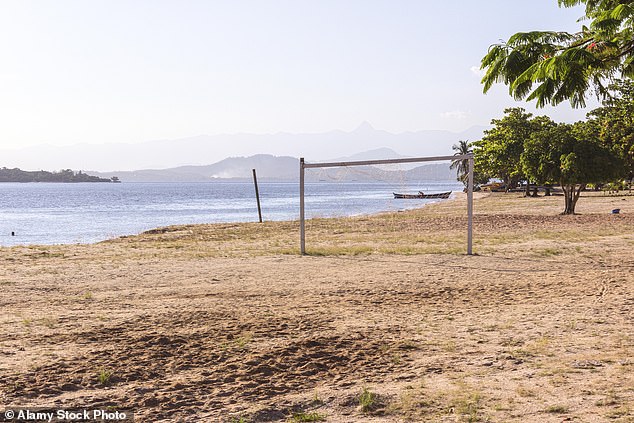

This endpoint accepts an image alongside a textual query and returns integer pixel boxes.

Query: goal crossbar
[302,154,469,169]
[299,154,474,255]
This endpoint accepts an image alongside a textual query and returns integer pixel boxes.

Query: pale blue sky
[0,1,593,149]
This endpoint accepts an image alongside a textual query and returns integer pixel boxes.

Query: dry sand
[0,192,633,422]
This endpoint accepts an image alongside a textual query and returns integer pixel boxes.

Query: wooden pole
[467,154,474,255]
[299,158,305,255]
[252,168,262,223]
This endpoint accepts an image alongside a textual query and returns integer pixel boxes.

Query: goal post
[299,154,474,255]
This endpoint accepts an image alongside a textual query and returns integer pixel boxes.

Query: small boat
[393,191,451,199]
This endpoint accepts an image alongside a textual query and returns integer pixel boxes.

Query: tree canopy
[585,79,634,179]
[521,122,623,213]
[474,106,624,214]
[450,140,471,186]
[450,140,489,190]
[472,108,553,190]
[481,0,634,107]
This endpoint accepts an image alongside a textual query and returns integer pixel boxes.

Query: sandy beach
[1,192,633,422]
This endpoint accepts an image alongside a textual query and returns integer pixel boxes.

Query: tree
[585,79,634,181]
[480,0,634,108]
[473,108,553,193]
[451,140,489,190]
[521,122,623,214]
[450,140,471,182]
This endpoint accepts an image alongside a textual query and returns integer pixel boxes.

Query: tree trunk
[562,185,571,214]
[531,186,539,197]
[544,185,551,196]
[561,183,585,214]
[525,181,530,197]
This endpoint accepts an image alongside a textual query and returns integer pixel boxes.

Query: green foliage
[290,412,326,422]
[545,404,570,414]
[476,104,624,214]
[451,140,471,182]
[359,387,377,413]
[97,369,113,386]
[481,0,634,107]
[473,108,553,189]
[451,140,489,189]
[521,121,623,213]
[586,79,634,179]
[521,124,573,186]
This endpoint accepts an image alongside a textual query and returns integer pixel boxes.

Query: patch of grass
[595,391,620,407]
[277,247,300,255]
[21,318,33,327]
[397,340,420,350]
[510,336,551,358]
[40,317,57,328]
[533,247,562,257]
[508,349,536,360]
[442,340,457,353]
[500,337,523,347]
[311,390,323,405]
[234,333,252,351]
[387,387,434,418]
[306,245,373,256]
[29,250,66,259]
[605,406,630,419]
[376,245,466,255]
[10,380,24,393]
[97,368,113,386]
[289,411,326,422]
[544,404,569,414]
[82,291,93,300]
[515,386,537,398]
[449,391,482,422]
[391,353,402,365]
[493,402,513,412]
[359,387,377,413]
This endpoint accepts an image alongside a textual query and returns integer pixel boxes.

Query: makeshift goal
[298,154,474,255]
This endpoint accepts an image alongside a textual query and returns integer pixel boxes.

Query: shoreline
[0,191,457,249]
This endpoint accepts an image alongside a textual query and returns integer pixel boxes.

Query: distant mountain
[0,123,487,172]
[88,154,298,182]
[328,147,406,162]
[87,152,457,183]
[176,154,299,179]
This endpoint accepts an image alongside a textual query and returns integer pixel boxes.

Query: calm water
[0,181,461,246]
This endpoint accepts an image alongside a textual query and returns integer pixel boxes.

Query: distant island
[0,167,120,183]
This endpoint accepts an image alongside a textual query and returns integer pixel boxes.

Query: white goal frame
[299,154,474,255]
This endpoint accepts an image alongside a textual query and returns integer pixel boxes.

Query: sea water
[0,181,462,246]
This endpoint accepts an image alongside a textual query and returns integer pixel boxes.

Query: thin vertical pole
[252,168,262,223]
[299,158,306,255]
[467,154,474,255]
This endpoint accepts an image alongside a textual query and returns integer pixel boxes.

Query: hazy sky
[0,1,594,149]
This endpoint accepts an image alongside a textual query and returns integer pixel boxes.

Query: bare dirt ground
[1,192,633,422]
